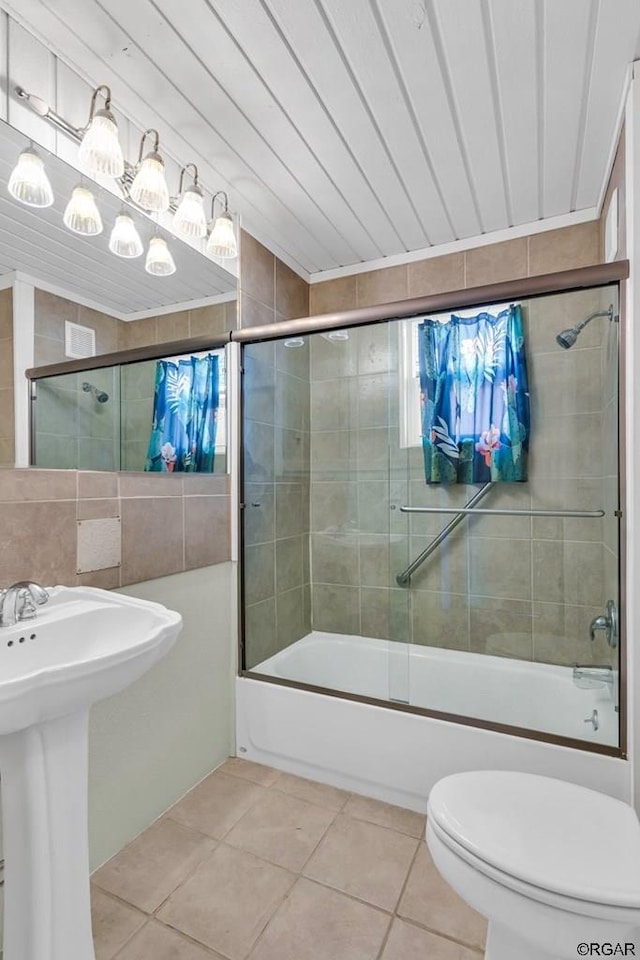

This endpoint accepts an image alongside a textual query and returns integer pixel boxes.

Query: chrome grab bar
[396,482,495,586]
[399,506,604,518]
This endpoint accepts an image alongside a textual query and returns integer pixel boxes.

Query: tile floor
[91,758,487,960]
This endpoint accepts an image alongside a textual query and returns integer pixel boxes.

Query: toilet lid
[428,771,640,908]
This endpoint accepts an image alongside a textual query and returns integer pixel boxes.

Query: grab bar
[395,482,495,586]
[399,506,604,518]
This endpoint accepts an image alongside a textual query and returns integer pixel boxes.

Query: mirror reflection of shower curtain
[145,354,219,473]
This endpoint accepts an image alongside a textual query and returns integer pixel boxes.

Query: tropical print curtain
[145,354,219,473]
[418,305,530,484]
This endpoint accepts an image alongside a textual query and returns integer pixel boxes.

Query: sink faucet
[0,581,49,627]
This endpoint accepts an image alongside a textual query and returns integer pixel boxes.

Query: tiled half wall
[0,469,230,589]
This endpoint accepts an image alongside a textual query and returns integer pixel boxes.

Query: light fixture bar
[15,86,84,142]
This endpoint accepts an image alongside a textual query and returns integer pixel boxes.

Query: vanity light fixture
[12,85,238,275]
[63,185,103,235]
[7,146,54,208]
[145,235,176,276]
[173,163,207,238]
[206,191,238,259]
[130,129,170,212]
[78,85,124,178]
[109,210,144,258]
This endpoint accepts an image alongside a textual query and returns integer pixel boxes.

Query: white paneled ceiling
[4,0,640,278]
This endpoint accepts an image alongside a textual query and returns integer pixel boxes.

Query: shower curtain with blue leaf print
[418,305,530,483]
[145,354,219,473]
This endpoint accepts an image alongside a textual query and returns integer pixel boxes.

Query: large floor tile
[271,771,350,811]
[116,919,227,959]
[167,770,266,839]
[398,844,487,949]
[249,877,391,960]
[91,887,146,960]
[157,843,295,960]
[381,918,483,960]
[303,814,418,911]
[220,757,281,786]
[343,794,426,838]
[92,818,215,914]
[224,789,336,871]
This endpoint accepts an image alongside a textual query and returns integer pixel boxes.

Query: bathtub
[236,631,630,812]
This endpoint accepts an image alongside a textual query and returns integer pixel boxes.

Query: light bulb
[130,153,169,212]
[109,212,143,258]
[206,211,237,259]
[78,109,124,177]
[63,186,103,235]
[145,237,176,276]
[8,148,54,208]
[173,185,207,238]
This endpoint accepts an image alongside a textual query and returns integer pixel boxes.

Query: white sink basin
[0,585,182,960]
[0,586,181,734]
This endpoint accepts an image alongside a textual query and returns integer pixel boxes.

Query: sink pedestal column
[0,709,95,960]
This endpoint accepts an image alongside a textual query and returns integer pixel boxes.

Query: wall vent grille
[64,321,96,359]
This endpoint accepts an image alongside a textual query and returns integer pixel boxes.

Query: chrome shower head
[555,305,616,350]
[555,327,579,349]
[82,381,109,403]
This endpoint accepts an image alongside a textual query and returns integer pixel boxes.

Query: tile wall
[239,232,312,668]
[0,468,230,589]
[303,221,618,668]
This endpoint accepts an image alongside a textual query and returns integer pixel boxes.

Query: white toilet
[426,771,640,960]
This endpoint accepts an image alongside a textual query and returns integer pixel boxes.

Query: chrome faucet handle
[589,600,618,648]
[589,615,609,641]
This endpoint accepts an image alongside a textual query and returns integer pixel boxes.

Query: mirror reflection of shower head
[555,304,616,349]
[82,381,109,403]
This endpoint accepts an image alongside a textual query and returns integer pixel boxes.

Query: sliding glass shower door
[241,280,622,751]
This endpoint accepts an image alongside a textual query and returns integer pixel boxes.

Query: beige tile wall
[0,289,13,467]
[239,231,312,668]
[307,266,618,668]
[34,289,235,365]
[309,222,600,314]
[0,469,230,589]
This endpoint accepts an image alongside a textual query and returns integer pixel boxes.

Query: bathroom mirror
[0,115,237,470]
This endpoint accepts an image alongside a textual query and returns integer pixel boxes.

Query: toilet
[426,771,640,960]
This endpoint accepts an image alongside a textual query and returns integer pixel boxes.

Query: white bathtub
[236,631,630,812]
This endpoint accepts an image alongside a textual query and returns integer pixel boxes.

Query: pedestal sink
[0,585,182,960]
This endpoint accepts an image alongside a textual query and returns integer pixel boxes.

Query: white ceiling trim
[595,61,633,215]
[308,206,599,284]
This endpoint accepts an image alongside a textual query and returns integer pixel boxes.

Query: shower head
[555,304,616,350]
[555,327,579,350]
[82,381,109,403]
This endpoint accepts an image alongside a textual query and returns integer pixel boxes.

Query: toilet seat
[427,771,640,916]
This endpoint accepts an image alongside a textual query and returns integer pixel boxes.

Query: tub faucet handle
[589,600,617,648]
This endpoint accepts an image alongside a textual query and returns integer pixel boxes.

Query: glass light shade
[173,186,207,238]
[206,211,237,258]
[109,213,143,258]
[130,153,169,212]
[78,109,124,177]
[63,186,103,235]
[145,236,176,276]
[8,148,54,208]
